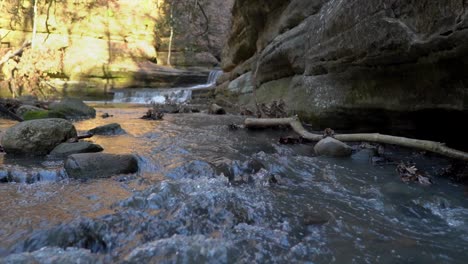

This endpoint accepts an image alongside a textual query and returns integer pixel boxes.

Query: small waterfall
[207,70,223,86]
[113,89,192,104]
[112,70,223,104]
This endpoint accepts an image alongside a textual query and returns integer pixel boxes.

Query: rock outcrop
[219,0,468,148]
[1,119,77,155]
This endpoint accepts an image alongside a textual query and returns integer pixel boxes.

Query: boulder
[208,104,226,115]
[50,142,104,157]
[1,119,77,155]
[49,98,96,120]
[314,137,353,157]
[87,123,126,135]
[15,105,43,117]
[64,153,138,179]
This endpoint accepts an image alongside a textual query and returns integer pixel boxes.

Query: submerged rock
[64,153,138,179]
[124,235,231,263]
[49,98,96,120]
[87,123,126,135]
[50,142,104,157]
[1,247,104,264]
[1,118,77,155]
[314,137,353,157]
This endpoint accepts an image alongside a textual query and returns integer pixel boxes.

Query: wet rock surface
[64,153,138,179]
[1,247,105,264]
[314,137,353,157]
[0,119,77,156]
[50,142,104,157]
[87,123,127,136]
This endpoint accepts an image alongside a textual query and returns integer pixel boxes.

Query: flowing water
[112,70,222,105]
[0,106,468,263]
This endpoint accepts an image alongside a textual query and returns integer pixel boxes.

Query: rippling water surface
[1,106,467,263]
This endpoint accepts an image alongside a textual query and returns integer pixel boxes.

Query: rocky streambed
[0,106,468,263]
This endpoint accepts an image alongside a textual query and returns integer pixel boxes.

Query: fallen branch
[0,104,24,122]
[0,41,31,67]
[67,133,94,143]
[245,116,468,161]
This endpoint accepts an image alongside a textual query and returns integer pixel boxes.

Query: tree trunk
[167,3,174,66]
[32,0,39,49]
[244,117,468,161]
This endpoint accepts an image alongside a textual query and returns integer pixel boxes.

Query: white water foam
[112,70,222,104]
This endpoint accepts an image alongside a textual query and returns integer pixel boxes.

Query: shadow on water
[1,107,468,263]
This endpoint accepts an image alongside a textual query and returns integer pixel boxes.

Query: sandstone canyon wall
[219,0,468,147]
[0,0,233,97]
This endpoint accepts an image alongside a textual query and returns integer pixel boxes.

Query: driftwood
[0,104,24,122]
[245,116,468,161]
[0,41,31,67]
[67,133,94,143]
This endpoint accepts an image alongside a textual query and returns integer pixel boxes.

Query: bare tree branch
[0,41,31,67]
[245,116,468,161]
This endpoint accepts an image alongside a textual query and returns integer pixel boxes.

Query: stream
[1,106,468,263]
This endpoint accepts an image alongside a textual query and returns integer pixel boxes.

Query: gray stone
[87,123,126,135]
[49,98,96,119]
[50,142,104,157]
[208,104,226,115]
[0,247,104,264]
[1,118,77,155]
[227,72,254,94]
[15,105,42,117]
[314,137,353,157]
[65,153,138,179]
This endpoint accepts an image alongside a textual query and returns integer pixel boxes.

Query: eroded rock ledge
[218,0,468,149]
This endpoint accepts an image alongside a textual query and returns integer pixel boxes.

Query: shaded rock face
[220,0,468,148]
[156,0,235,67]
[1,119,77,156]
[64,153,138,179]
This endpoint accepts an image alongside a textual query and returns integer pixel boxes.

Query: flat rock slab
[314,137,353,157]
[87,123,126,135]
[65,153,138,179]
[50,142,104,157]
[1,118,77,156]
